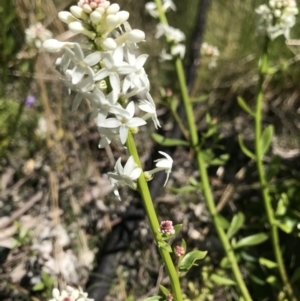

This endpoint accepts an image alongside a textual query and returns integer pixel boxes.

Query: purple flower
[24,95,36,107]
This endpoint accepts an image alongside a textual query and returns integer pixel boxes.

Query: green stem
[153,0,253,299]
[255,37,296,301]
[176,55,253,301]
[126,132,183,301]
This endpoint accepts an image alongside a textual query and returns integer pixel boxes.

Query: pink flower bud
[174,245,185,257]
[159,220,175,235]
[167,294,173,301]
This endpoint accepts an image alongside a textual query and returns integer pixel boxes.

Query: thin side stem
[255,37,296,301]
[176,58,253,301]
[126,132,183,301]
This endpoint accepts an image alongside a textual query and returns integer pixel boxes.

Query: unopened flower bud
[116,11,129,24]
[106,14,119,27]
[159,220,175,235]
[127,29,145,43]
[43,39,74,52]
[96,7,105,14]
[70,6,89,20]
[90,10,102,23]
[58,11,78,24]
[106,3,120,14]
[174,245,185,257]
[82,3,93,14]
[68,22,96,40]
[167,294,173,301]
[100,37,117,50]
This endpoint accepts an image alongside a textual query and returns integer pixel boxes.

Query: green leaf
[210,274,236,286]
[240,252,256,262]
[233,233,268,249]
[259,125,274,155]
[210,154,230,166]
[266,275,277,285]
[169,186,198,193]
[159,285,170,297]
[143,296,163,301]
[227,212,245,239]
[179,250,207,272]
[151,133,189,147]
[238,136,256,160]
[189,177,200,186]
[291,267,300,284]
[237,97,254,116]
[181,239,187,252]
[191,94,210,103]
[32,282,45,291]
[215,214,230,230]
[174,224,182,234]
[275,193,288,216]
[259,257,278,269]
[250,274,265,286]
[275,218,295,234]
[157,241,172,252]
[220,257,231,269]
[266,155,281,182]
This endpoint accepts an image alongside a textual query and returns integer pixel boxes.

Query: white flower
[97,127,123,149]
[98,101,147,144]
[49,286,93,301]
[171,43,186,59]
[86,88,120,122]
[145,0,176,18]
[107,156,142,189]
[25,22,53,48]
[155,23,185,44]
[138,92,161,129]
[256,0,298,40]
[93,46,135,89]
[68,43,102,84]
[144,151,173,186]
[62,66,95,111]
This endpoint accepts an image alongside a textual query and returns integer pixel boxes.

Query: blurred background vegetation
[0,0,300,300]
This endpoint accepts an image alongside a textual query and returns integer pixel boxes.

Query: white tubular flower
[256,0,298,40]
[138,92,161,129]
[144,151,173,186]
[43,39,75,53]
[107,156,142,189]
[98,101,147,144]
[49,286,93,301]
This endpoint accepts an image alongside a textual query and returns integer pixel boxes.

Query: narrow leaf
[260,125,274,155]
[159,285,170,297]
[158,241,172,252]
[238,136,256,159]
[151,133,189,147]
[215,214,230,230]
[259,257,278,269]
[169,186,198,193]
[210,274,236,286]
[237,96,254,116]
[233,233,268,249]
[227,212,245,239]
[291,267,300,284]
[266,155,281,182]
[32,282,45,291]
[179,250,207,272]
[143,296,163,301]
